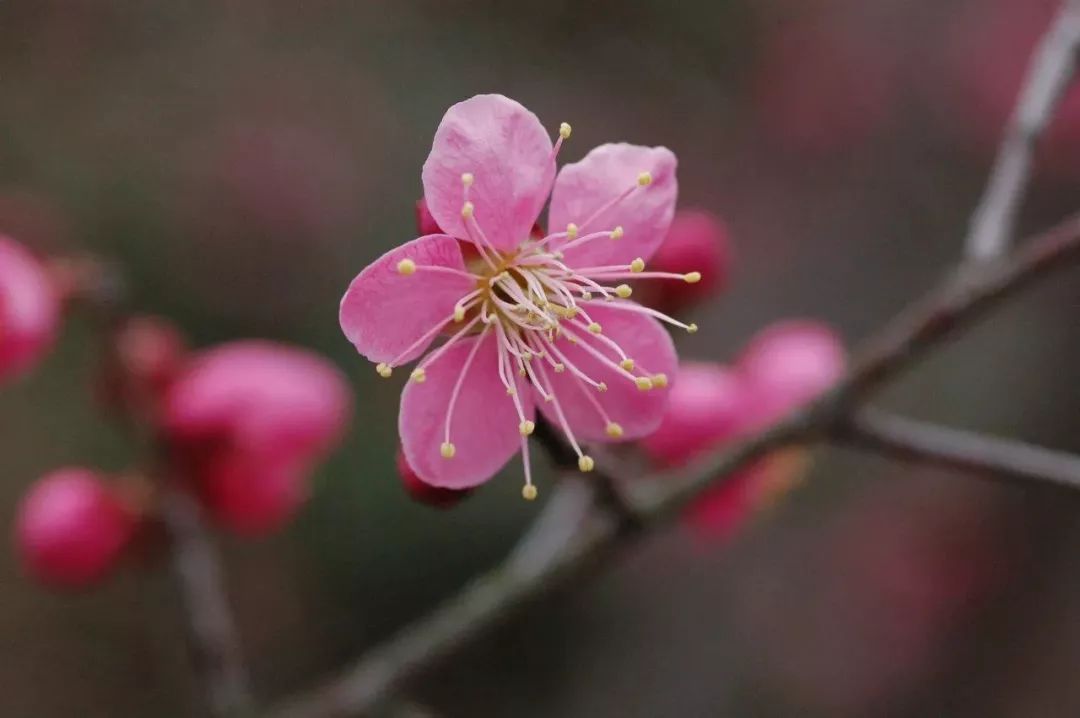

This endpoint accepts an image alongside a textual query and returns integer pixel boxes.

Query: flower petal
[548,143,678,268]
[340,234,473,364]
[535,302,677,442]
[421,94,555,253]
[400,331,534,489]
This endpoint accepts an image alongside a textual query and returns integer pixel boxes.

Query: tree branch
[965,0,1080,261]
[160,484,254,718]
[839,409,1080,492]
[268,213,1080,718]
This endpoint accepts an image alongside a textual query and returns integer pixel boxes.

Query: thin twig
[839,409,1080,492]
[965,0,1080,261]
[268,213,1080,718]
[160,485,254,718]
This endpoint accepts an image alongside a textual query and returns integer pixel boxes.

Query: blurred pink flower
[0,234,62,384]
[644,210,732,313]
[340,94,695,499]
[644,321,845,540]
[162,341,352,534]
[14,468,136,589]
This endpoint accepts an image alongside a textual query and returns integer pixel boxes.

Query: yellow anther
[605,422,624,439]
[559,122,572,139]
[566,223,579,239]
[506,387,517,396]
[453,305,466,322]
[637,171,653,187]
[566,335,578,344]
[687,323,699,334]
[684,271,702,284]
[543,395,554,403]
[615,284,632,298]
[619,358,635,371]
[461,172,475,187]
[440,442,456,459]
[578,455,595,472]
[581,291,592,301]
[376,363,393,378]
[597,382,608,392]
[518,368,527,377]
[410,368,426,383]
[651,373,669,388]
[522,484,539,501]
[522,352,533,362]
[554,363,566,373]
[611,226,624,240]
[519,420,536,436]
[397,258,417,275]
[630,257,645,273]
[461,201,475,219]
[588,322,602,334]
[635,376,654,391]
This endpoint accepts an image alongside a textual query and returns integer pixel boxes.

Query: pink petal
[400,331,533,489]
[548,143,677,268]
[340,234,473,364]
[421,94,555,253]
[535,302,677,442]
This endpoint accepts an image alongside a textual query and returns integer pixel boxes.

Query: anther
[553,363,566,373]
[578,455,595,472]
[376,363,393,378]
[651,373,669,388]
[522,484,539,501]
[684,272,702,284]
[635,376,654,391]
[566,223,579,239]
[615,284,632,298]
[587,322,602,334]
[461,172,475,187]
[687,323,699,334]
[519,420,536,436]
[440,442,456,459]
[619,358,635,371]
[559,122,572,139]
[605,422,624,439]
[630,258,645,273]
[611,226,624,240]
[461,201,475,219]
[637,171,653,187]
[453,306,466,322]
[397,258,416,275]
[506,387,517,396]
[410,368,426,383]
[581,291,593,300]
[597,382,608,392]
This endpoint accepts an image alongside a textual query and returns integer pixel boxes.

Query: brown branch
[267,214,1080,718]
[839,409,1080,492]
[965,0,1080,261]
[160,484,254,718]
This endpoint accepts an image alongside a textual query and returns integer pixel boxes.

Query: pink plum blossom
[161,341,352,533]
[340,94,699,499]
[0,234,61,384]
[14,468,136,588]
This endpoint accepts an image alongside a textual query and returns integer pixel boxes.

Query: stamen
[384,294,481,369]
[637,171,653,186]
[519,420,536,436]
[584,270,700,283]
[606,422,624,438]
[416,314,483,372]
[533,361,589,468]
[461,172,474,187]
[397,259,416,275]
[566,223,578,239]
[376,362,392,378]
[548,121,572,163]
[601,300,700,334]
[559,326,646,387]
[442,325,491,456]
[520,436,537,501]
[631,258,646,273]
[441,442,456,459]
[577,174,651,233]
[578,455,595,472]
[651,373,669,388]
[411,264,484,281]
[614,284,632,298]
[410,368,426,383]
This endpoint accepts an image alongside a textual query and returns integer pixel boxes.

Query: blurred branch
[160,485,254,718]
[840,409,1080,492]
[965,0,1080,261]
[268,213,1080,718]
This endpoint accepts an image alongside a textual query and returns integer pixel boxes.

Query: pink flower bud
[737,320,847,419]
[415,197,443,236]
[641,361,750,467]
[162,341,352,533]
[397,448,471,508]
[647,210,732,313]
[100,315,187,417]
[14,468,135,588]
[0,234,61,384]
[194,455,308,535]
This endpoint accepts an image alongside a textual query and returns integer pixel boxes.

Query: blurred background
[2,0,1080,715]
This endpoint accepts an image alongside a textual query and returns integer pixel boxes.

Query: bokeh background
[3,0,1080,715]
